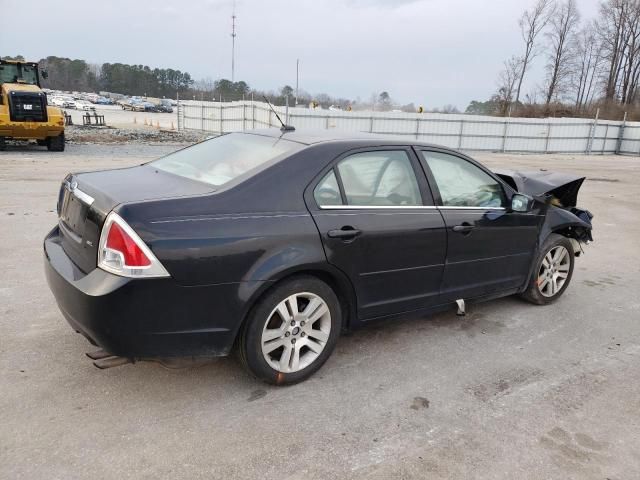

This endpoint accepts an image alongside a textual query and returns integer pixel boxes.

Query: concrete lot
[1,143,639,479]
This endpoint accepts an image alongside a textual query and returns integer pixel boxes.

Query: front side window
[420,151,505,208]
[334,150,422,207]
[152,133,302,188]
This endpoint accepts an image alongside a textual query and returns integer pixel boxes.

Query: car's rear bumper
[44,226,250,358]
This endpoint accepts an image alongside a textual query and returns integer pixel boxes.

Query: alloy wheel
[261,292,331,373]
[537,245,571,298]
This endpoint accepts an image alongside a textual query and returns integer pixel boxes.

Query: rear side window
[152,133,302,187]
[420,151,506,208]
[314,170,343,206]
[335,151,422,207]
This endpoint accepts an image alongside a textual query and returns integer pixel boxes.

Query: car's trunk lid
[57,165,212,274]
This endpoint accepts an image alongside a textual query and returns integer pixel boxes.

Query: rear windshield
[151,133,303,187]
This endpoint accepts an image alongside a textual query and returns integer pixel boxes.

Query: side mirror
[511,193,534,212]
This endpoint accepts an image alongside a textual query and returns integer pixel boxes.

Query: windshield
[152,133,303,187]
[0,63,39,85]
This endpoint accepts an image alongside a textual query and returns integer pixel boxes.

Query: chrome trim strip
[318,205,438,210]
[439,206,506,211]
[72,187,95,206]
[318,205,505,211]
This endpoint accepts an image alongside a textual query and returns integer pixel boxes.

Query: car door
[416,149,541,301]
[306,147,447,320]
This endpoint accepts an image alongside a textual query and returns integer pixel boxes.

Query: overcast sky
[1,0,602,108]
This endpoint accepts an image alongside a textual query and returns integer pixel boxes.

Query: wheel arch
[231,264,358,349]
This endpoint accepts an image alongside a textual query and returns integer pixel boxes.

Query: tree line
[2,55,194,98]
[469,0,640,120]
[2,54,364,108]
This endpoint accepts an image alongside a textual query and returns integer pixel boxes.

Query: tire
[37,139,47,146]
[0,137,5,151]
[521,233,575,305]
[47,133,65,152]
[238,275,341,385]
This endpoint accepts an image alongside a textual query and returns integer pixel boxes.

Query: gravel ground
[1,143,639,479]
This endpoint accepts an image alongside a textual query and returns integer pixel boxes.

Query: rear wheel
[47,133,65,152]
[239,276,341,385]
[0,137,5,151]
[521,233,575,305]
[37,139,47,146]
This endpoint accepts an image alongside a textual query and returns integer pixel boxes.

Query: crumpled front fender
[540,205,594,245]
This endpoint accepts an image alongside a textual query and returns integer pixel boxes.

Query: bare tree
[619,2,640,103]
[514,0,556,106]
[544,0,580,104]
[572,23,605,110]
[597,0,630,101]
[595,0,640,104]
[496,56,523,115]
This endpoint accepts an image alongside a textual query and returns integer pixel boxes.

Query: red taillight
[97,212,169,278]
[106,222,151,267]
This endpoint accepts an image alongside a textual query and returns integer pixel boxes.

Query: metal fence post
[544,122,552,153]
[369,116,374,133]
[220,102,224,134]
[325,115,330,129]
[587,108,599,154]
[415,117,420,140]
[252,102,256,129]
[458,119,465,149]
[201,102,204,132]
[602,124,609,154]
[285,95,290,125]
[616,112,627,155]
[501,119,508,153]
[243,102,246,131]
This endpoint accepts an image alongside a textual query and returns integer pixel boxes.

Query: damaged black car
[44,130,593,384]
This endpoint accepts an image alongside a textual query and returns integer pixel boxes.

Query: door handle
[327,227,361,240]
[452,223,475,234]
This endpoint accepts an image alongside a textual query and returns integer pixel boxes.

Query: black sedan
[44,129,593,384]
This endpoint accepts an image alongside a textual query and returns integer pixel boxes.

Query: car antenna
[262,95,295,132]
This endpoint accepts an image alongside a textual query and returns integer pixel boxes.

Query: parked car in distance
[155,99,173,113]
[95,96,113,105]
[74,100,96,111]
[52,97,75,109]
[44,130,594,384]
[48,96,65,107]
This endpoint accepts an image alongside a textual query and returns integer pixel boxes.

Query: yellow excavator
[0,59,65,151]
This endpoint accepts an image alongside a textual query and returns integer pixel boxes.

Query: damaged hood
[494,169,586,207]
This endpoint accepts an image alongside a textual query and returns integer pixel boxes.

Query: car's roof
[242,128,446,149]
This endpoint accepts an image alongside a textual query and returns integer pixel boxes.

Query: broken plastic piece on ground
[456,299,466,316]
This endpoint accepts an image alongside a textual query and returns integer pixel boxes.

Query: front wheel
[47,133,65,152]
[238,276,341,385]
[521,233,575,305]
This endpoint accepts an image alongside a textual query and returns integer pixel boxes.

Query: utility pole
[295,59,299,106]
[231,1,237,82]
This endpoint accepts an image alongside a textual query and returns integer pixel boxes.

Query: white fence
[177,100,640,155]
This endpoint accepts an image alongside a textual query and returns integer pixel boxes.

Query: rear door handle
[452,223,475,234]
[327,227,361,240]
